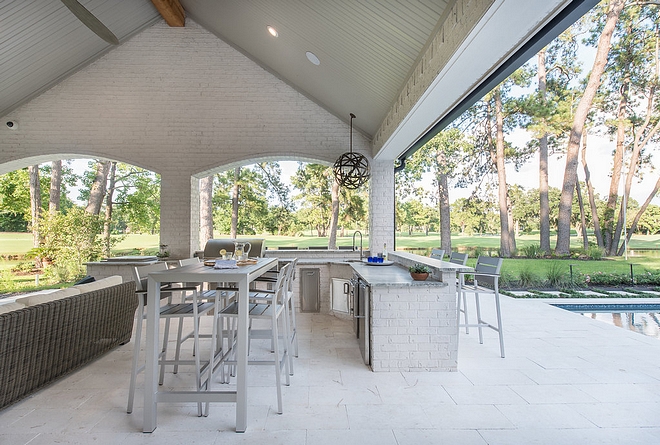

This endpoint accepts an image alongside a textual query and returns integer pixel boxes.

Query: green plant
[11,261,36,273]
[520,244,543,259]
[586,245,603,260]
[545,261,568,288]
[409,263,431,274]
[517,266,539,288]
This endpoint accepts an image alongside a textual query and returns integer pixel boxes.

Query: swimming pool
[552,303,660,339]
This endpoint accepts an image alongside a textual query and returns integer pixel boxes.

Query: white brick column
[369,159,395,254]
[160,172,198,259]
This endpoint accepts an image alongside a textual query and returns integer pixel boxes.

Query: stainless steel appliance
[350,273,370,366]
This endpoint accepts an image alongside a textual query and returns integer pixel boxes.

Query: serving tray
[364,260,394,266]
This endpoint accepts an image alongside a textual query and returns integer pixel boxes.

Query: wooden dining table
[142,257,278,433]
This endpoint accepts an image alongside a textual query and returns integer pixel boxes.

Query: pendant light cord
[349,113,355,153]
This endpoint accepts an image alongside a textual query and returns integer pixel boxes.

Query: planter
[410,272,429,281]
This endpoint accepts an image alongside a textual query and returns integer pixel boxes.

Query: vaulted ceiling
[1,0,595,160]
[1,0,449,138]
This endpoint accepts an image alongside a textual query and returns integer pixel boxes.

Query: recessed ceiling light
[306,51,320,66]
[267,26,278,37]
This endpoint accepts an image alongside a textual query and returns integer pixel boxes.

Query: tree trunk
[328,177,340,249]
[604,76,630,254]
[537,49,551,254]
[86,161,111,215]
[555,0,624,255]
[436,153,452,253]
[575,181,589,250]
[231,167,240,239]
[613,84,660,255]
[103,162,117,256]
[618,175,660,255]
[200,175,214,245]
[494,88,512,257]
[28,165,41,249]
[49,160,61,213]
[506,193,517,254]
[581,130,604,248]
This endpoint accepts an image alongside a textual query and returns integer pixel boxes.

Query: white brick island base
[353,251,472,372]
[370,279,458,372]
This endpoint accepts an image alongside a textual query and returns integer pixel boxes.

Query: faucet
[352,231,363,260]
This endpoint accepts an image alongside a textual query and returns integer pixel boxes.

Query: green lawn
[2,231,659,293]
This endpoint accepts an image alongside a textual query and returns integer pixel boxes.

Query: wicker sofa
[0,278,137,409]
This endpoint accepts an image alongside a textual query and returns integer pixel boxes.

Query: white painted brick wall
[371,283,458,372]
[0,20,370,257]
[368,159,394,255]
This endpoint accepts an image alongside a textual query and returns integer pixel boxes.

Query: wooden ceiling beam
[150,0,185,27]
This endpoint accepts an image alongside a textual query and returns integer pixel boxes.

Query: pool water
[552,303,660,339]
[581,312,660,338]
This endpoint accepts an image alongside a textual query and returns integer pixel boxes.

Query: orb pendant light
[333,113,370,189]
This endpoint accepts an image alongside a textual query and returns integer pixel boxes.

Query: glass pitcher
[233,241,251,261]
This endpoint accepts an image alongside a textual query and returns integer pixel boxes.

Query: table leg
[143,276,159,432]
[235,276,249,432]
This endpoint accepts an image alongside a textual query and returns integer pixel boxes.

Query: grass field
[1,231,659,293]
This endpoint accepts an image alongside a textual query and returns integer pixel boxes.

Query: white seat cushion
[15,287,81,306]
[74,275,123,293]
[0,301,26,314]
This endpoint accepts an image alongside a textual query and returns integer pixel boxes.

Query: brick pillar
[369,159,395,255]
[160,172,199,259]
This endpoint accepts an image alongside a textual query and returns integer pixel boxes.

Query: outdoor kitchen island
[264,249,473,373]
[351,251,472,372]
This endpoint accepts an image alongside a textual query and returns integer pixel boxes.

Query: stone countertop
[389,251,473,273]
[350,262,447,287]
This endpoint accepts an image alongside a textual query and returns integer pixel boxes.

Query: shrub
[581,271,631,286]
[635,271,660,286]
[11,261,36,273]
[36,208,111,282]
[520,244,543,259]
[586,245,603,260]
[517,266,540,288]
[545,261,568,288]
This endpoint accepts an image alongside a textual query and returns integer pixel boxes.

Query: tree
[581,129,605,248]
[555,0,625,255]
[619,176,660,248]
[112,165,161,234]
[102,162,117,256]
[213,165,271,236]
[38,207,105,281]
[28,165,41,252]
[399,128,469,252]
[462,72,536,257]
[604,4,660,255]
[0,169,30,231]
[85,160,112,215]
[291,164,333,237]
[328,178,340,249]
[522,30,580,253]
[636,201,660,234]
[49,160,61,213]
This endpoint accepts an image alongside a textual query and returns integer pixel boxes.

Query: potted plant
[409,263,431,281]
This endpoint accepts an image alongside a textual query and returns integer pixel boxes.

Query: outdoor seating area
[1,291,659,444]
[0,278,137,410]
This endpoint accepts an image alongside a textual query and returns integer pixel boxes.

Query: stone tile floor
[1,293,660,445]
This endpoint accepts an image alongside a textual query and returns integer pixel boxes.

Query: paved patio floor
[1,293,660,444]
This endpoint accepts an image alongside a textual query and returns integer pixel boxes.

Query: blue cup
[367,257,373,262]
